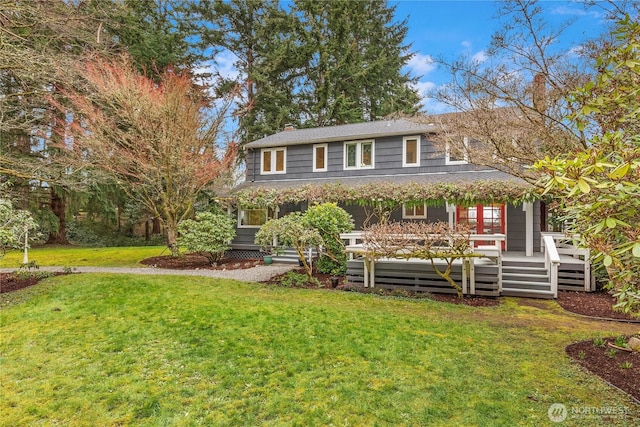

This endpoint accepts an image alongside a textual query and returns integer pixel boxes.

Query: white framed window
[238,208,274,228]
[402,203,427,219]
[445,137,469,165]
[313,143,328,172]
[261,147,286,174]
[344,140,374,169]
[402,136,420,167]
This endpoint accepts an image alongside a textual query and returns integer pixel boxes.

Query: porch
[342,232,594,299]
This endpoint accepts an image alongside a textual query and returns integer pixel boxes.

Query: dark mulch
[566,338,640,403]
[0,272,67,294]
[140,253,262,270]
[557,290,640,321]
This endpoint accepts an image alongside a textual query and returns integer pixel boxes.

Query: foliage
[362,221,475,297]
[277,271,321,288]
[184,0,421,145]
[51,55,237,255]
[304,203,354,275]
[254,212,323,278]
[533,16,640,315]
[1,274,635,425]
[0,196,40,259]
[235,180,536,210]
[292,0,421,127]
[178,212,237,265]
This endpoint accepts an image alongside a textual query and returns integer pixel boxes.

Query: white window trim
[402,135,421,167]
[445,137,469,165]
[312,143,328,172]
[343,140,375,170]
[402,203,427,219]
[260,147,287,174]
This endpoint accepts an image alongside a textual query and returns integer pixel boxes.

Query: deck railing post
[543,235,561,298]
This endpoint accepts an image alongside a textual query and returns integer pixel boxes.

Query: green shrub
[178,212,236,265]
[278,271,321,288]
[304,203,353,275]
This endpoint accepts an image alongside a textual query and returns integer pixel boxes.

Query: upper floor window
[445,137,469,165]
[344,140,374,169]
[261,147,286,174]
[403,136,420,167]
[313,143,328,172]
[402,203,427,219]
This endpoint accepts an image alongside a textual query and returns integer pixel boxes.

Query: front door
[456,204,506,249]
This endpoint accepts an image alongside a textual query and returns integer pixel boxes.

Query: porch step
[502,280,552,291]
[502,266,547,274]
[501,287,555,299]
[502,260,546,269]
[502,272,549,283]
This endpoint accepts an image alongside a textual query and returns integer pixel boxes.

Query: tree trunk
[46,188,69,245]
[165,220,179,256]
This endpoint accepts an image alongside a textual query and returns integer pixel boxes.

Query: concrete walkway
[0,263,296,282]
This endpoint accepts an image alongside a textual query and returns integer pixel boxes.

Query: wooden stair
[501,259,555,299]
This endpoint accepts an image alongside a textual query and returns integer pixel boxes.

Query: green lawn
[1,274,638,426]
[0,245,167,268]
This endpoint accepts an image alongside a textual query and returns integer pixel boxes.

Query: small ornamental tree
[362,221,474,297]
[0,196,40,260]
[254,213,323,278]
[304,203,354,275]
[178,212,236,265]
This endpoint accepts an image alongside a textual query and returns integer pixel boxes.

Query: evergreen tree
[293,0,421,126]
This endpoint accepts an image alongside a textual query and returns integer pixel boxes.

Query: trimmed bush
[178,212,236,265]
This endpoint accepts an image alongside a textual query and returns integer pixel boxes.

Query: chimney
[533,73,546,114]
[284,123,295,131]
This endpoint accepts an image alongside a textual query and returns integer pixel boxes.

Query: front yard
[1,273,638,426]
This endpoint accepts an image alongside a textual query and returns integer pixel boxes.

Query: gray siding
[246,134,491,183]
[506,201,541,252]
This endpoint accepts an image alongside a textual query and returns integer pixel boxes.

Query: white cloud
[550,5,603,19]
[407,53,436,75]
[471,50,488,64]
[194,50,241,82]
[461,40,472,49]
[412,80,436,98]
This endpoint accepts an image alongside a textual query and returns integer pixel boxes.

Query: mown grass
[0,245,167,268]
[1,274,638,426]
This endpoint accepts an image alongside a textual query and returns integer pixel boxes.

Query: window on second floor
[402,203,427,219]
[403,136,420,167]
[445,137,469,165]
[313,143,328,172]
[261,147,286,174]
[344,140,374,170]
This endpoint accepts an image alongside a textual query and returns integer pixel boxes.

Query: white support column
[446,201,455,227]
[523,202,534,257]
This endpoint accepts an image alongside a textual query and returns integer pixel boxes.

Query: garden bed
[566,338,640,402]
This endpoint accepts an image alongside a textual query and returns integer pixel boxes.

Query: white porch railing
[541,232,592,291]
[542,235,560,298]
[341,232,506,292]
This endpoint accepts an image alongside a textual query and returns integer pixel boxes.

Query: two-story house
[230,119,593,298]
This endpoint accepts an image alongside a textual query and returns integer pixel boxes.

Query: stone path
[0,263,295,282]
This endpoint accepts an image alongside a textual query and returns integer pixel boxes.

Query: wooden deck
[342,232,593,299]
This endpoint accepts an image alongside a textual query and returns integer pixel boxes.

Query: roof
[244,119,438,149]
[233,169,528,192]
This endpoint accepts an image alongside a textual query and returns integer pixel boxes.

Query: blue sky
[392,0,609,113]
